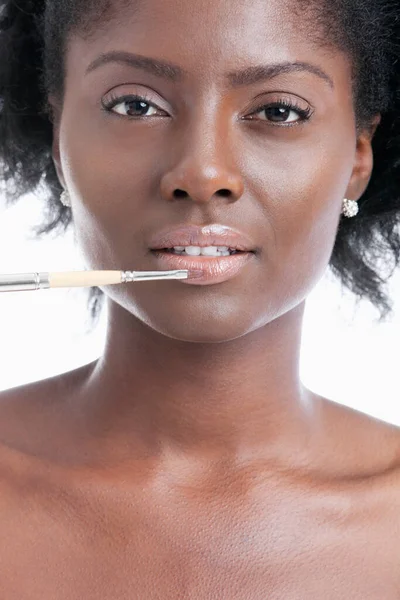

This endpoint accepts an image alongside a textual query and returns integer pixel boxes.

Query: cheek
[274,195,341,303]
[243,134,355,312]
[59,97,163,202]
[59,111,164,266]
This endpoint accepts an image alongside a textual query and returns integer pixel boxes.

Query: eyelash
[101,93,313,127]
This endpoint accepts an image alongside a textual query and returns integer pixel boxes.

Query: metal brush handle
[0,273,50,292]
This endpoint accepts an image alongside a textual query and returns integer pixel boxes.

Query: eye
[246,100,313,126]
[101,94,168,118]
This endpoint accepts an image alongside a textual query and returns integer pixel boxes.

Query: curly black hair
[1,0,399,331]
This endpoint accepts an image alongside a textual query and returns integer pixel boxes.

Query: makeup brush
[0,269,198,293]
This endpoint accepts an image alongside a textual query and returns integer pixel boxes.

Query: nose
[160,121,245,204]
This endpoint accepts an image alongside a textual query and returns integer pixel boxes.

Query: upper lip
[148,224,257,252]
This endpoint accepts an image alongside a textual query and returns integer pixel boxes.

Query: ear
[345,114,381,201]
[48,94,67,190]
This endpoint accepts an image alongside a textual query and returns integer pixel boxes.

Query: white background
[0,191,399,425]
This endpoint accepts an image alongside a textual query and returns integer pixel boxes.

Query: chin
[111,287,268,343]
[142,309,260,343]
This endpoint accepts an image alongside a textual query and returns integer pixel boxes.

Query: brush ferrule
[121,270,188,282]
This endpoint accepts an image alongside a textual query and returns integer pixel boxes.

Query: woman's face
[52,0,375,342]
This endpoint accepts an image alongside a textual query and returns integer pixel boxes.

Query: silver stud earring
[342,198,359,218]
[60,190,72,208]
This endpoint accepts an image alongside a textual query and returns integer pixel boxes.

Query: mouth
[155,246,247,256]
[150,247,255,285]
[147,223,258,284]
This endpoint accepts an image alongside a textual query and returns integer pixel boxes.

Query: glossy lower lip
[151,251,255,285]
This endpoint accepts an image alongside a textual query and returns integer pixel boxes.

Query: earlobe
[51,132,66,190]
[345,117,380,202]
[51,130,67,193]
[369,113,382,138]
[48,94,66,189]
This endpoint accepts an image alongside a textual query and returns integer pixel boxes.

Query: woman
[0,0,400,596]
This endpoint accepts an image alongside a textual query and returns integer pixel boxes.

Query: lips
[151,249,255,285]
[148,224,257,253]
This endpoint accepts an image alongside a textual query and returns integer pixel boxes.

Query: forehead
[68,0,347,87]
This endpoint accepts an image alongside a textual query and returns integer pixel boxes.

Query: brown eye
[264,106,295,122]
[248,101,313,125]
[102,94,167,118]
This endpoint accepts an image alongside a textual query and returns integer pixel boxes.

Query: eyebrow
[86,51,334,90]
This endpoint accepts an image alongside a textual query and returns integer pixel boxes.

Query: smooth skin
[0,0,399,597]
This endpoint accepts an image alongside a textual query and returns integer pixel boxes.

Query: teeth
[171,246,233,256]
[201,246,228,256]
[185,246,201,256]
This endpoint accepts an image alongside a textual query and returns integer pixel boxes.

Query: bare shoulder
[0,361,95,459]
[0,365,99,513]
[316,393,400,478]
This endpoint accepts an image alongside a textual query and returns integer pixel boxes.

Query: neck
[75,300,322,469]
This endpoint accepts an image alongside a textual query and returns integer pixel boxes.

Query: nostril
[172,188,232,199]
[173,189,188,198]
